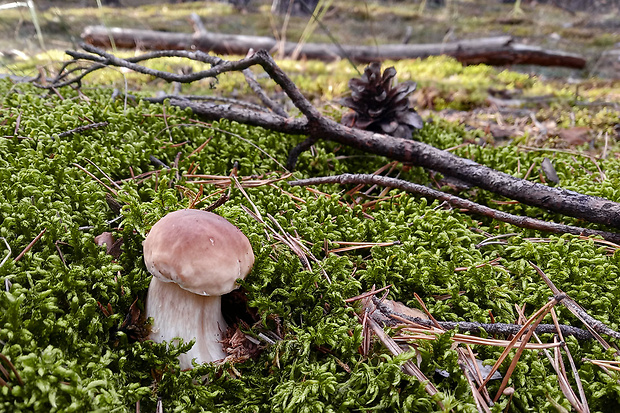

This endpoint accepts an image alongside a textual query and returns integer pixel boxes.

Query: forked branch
[42,45,620,230]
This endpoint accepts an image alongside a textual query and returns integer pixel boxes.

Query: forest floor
[0,0,619,78]
[1,1,620,412]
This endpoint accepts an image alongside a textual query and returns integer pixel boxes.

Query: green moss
[1,52,620,413]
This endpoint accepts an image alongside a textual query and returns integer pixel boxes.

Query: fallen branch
[56,121,109,139]
[81,26,587,68]
[289,173,620,244]
[371,296,593,340]
[365,315,445,409]
[530,262,620,341]
[42,45,620,229]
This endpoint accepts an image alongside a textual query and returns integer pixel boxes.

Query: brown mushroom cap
[143,209,254,296]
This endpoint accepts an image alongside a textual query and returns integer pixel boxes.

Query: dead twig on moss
[0,353,23,388]
[289,173,620,244]
[370,296,593,340]
[43,45,620,229]
[530,261,620,342]
[56,121,109,139]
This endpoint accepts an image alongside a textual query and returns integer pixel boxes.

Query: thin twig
[85,157,122,190]
[371,296,592,339]
[242,59,288,117]
[56,121,109,138]
[14,228,46,262]
[530,261,620,341]
[289,174,620,243]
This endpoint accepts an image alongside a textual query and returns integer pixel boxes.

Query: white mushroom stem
[146,276,228,370]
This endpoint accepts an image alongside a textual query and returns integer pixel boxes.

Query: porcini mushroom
[143,209,254,369]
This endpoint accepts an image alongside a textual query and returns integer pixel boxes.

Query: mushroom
[143,209,254,369]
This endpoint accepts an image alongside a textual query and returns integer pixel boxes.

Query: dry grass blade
[414,293,442,329]
[0,237,11,268]
[344,284,392,303]
[492,298,559,402]
[477,298,556,392]
[367,316,445,410]
[588,359,620,373]
[515,304,588,412]
[186,172,292,188]
[454,256,503,272]
[457,348,492,412]
[551,307,590,413]
[396,329,562,350]
[184,135,213,160]
[464,345,494,406]
[327,240,400,254]
[361,309,371,356]
[84,158,122,190]
[234,176,331,283]
[73,163,118,196]
[359,294,445,409]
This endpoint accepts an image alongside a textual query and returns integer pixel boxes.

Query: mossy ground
[1,1,620,411]
[0,50,619,412]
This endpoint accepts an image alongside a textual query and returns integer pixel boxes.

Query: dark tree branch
[371,297,593,340]
[43,46,620,229]
[288,173,620,243]
[164,97,308,134]
[286,136,319,170]
[145,94,271,113]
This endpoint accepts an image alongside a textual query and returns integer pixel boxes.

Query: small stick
[14,228,47,262]
[242,50,288,118]
[289,173,620,243]
[73,163,119,196]
[149,155,170,169]
[530,261,620,341]
[57,121,108,139]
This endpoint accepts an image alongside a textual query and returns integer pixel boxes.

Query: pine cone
[341,62,423,139]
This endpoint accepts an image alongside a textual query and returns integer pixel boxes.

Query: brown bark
[81,26,587,68]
